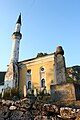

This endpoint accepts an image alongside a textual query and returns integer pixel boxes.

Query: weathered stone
[15,100,21,107]
[14,103,21,108]
[9,105,17,110]
[56,46,64,56]
[20,98,28,102]
[5,100,14,107]
[60,107,76,119]
[1,99,80,119]
[19,107,27,112]
[55,52,66,84]
[42,104,48,111]
[0,100,2,104]
[2,100,6,105]
[32,110,40,118]
[51,105,59,113]
[5,62,19,88]
[21,111,32,120]
[21,103,31,109]
[0,118,4,120]
[51,83,76,102]
[41,111,47,116]
[9,110,23,120]
[32,103,37,110]
[34,115,47,120]
[36,103,42,110]
[0,106,10,119]
[76,109,80,120]
[42,104,59,113]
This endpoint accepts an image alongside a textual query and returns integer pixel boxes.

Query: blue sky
[0,0,80,71]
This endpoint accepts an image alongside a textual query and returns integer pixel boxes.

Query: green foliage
[26,89,35,99]
[2,87,22,100]
[66,65,80,84]
[3,89,11,99]
[77,80,80,84]
[67,77,74,83]
[36,52,48,58]
[37,90,49,99]
[37,92,51,103]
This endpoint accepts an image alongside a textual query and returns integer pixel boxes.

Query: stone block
[50,83,76,102]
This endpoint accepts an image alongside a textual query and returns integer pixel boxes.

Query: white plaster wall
[10,39,20,63]
[4,80,14,88]
[10,23,21,63]
[15,24,21,32]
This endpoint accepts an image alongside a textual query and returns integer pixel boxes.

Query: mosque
[1,14,67,96]
[0,14,80,101]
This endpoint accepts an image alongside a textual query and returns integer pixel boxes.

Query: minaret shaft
[4,14,22,88]
[10,22,22,63]
[15,23,21,32]
[10,39,19,63]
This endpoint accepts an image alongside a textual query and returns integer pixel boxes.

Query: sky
[0,0,80,71]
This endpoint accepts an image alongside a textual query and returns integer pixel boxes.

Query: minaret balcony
[12,32,22,40]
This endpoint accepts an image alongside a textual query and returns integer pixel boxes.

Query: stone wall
[50,83,76,102]
[0,98,80,119]
[74,83,80,100]
[55,54,67,84]
[4,62,19,88]
[54,46,67,85]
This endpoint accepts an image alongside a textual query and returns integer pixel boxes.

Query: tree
[36,52,48,58]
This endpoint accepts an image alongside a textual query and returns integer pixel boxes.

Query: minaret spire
[16,13,21,25]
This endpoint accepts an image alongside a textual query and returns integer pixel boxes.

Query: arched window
[41,78,45,88]
[40,66,46,88]
[26,69,32,89]
[28,81,31,89]
[27,69,31,75]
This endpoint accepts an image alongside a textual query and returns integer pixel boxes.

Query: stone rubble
[0,99,80,119]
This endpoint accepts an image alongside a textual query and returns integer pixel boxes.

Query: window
[40,66,46,88]
[40,67,45,72]
[27,69,31,75]
[41,78,45,88]
[28,81,31,89]
[26,69,32,89]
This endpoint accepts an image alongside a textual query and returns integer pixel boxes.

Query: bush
[2,87,22,100]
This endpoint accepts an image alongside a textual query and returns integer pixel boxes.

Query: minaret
[10,14,22,63]
[4,14,22,88]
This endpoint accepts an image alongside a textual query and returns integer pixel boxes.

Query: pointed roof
[16,13,21,25]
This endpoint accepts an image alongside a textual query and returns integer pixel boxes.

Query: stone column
[55,46,66,84]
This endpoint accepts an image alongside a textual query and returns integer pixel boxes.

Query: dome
[56,46,64,55]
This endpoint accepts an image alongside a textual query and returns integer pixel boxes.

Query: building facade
[18,46,66,96]
[18,53,55,94]
[4,14,67,96]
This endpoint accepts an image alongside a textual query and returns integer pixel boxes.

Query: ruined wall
[0,99,80,119]
[4,63,19,88]
[50,83,76,102]
[55,54,66,84]
[74,83,80,100]
[53,46,67,85]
